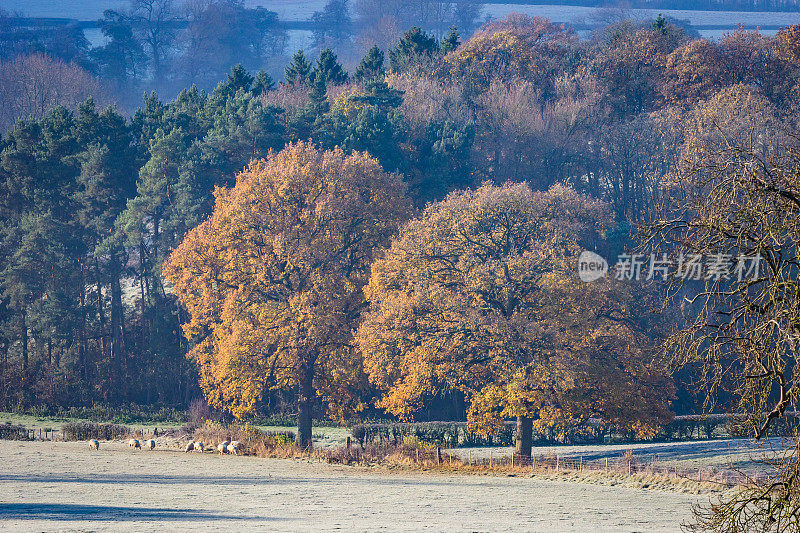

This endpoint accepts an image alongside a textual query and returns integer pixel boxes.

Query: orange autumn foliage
[446,14,576,95]
[164,143,410,440]
[356,182,673,439]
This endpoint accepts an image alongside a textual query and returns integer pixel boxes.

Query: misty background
[1,0,800,123]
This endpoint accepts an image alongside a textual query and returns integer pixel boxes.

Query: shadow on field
[0,502,274,522]
[0,473,273,485]
[0,472,459,488]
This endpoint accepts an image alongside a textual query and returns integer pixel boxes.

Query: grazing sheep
[194,442,205,452]
[128,439,141,449]
[145,439,156,450]
[89,439,99,450]
[184,442,195,452]
[229,440,240,448]
[217,442,228,455]
[228,444,239,455]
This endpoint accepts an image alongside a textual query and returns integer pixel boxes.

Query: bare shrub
[192,420,295,456]
[188,398,211,425]
[0,423,30,440]
[0,53,106,132]
[261,83,308,117]
[62,422,131,441]
[387,70,472,134]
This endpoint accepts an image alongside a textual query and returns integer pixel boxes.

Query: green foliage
[352,421,606,448]
[354,46,385,81]
[389,27,439,72]
[252,70,275,95]
[91,9,146,85]
[413,119,475,201]
[440,27,460,54]
[211,64,254,101]
[313,49,348,85]
[285,49,312,86]
[321,94,406,172]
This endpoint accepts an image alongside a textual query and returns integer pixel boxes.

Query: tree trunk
[0,341,7,408]
[110,254,125,394]
[79,263,87,381]
[295,365,314,449]
[515,415,533,461]
[20,306,28,373]
[95,258,107,358]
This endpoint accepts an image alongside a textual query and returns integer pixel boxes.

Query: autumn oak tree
[356,182,673,459]
[164,142,410,446]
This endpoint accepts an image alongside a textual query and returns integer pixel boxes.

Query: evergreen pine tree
[252,70,275,95]
[313,48,348,85]
[353,46,385,82]
[388,27,439,72]
[285,50,312,86]
[440,27,460,54]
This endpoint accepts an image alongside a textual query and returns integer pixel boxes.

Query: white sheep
[228,444,239,455]
[129,439,141,449]
[184,441,195,452]
[145,439,156,450]
[229,440,240,448]
[194,441,205,452]
[217,442,228,455]
[89,439,99,450]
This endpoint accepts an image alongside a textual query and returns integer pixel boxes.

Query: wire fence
[325,442,749,487]
[0,424,167,441]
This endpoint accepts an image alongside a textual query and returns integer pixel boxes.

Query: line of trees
[0,0,287,116]
[2,15,800,437]
[0,0,487,120]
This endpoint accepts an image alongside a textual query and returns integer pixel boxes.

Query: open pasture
[0,440,702,532]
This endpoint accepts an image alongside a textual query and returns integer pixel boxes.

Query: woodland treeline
[2,13,800,423]
[0,0,485,126]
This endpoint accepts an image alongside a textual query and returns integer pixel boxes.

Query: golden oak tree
[661,39,726,104]
[164,142,410,447]
[356,182,672,458]
[446,14,576,97]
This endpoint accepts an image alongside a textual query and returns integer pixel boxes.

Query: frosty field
[5,1,800,30]
[0,440,701,532]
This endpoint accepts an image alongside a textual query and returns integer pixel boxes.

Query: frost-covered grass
[0,439,699,531]
[481,4,800,26]
[448,437,793,476]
